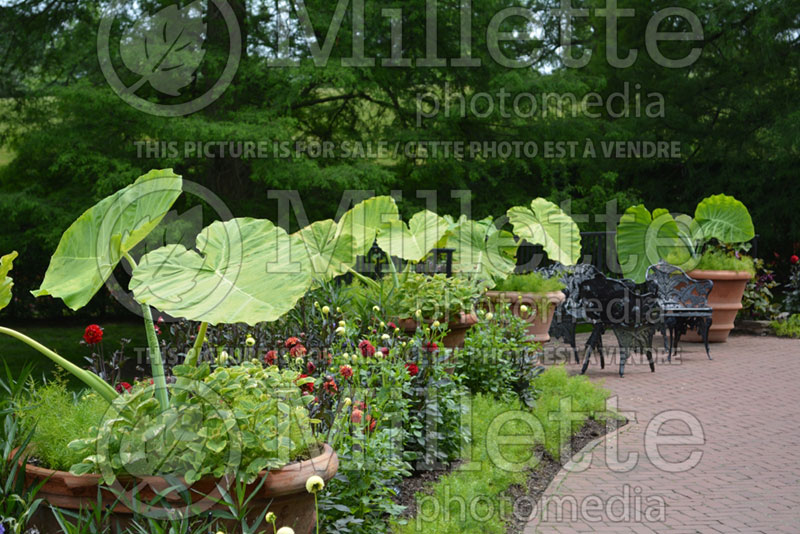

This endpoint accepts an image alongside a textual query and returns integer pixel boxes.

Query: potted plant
[395,273,482,348]
[1,170,398,531]
[486,272,566,343]
[616,194,756,342]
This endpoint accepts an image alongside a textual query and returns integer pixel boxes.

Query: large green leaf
[506,198,581,265]
[130,218,312,326]
[616,205,686,282]
[0,251,18,311]
[295,219,357,280]
[446,219,517,283]
[32,169,183,309]
[376,209,449,262]
[694,194,755,244]
[294,196,399,282]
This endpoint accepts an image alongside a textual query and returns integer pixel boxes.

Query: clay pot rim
[485,289,566,304]
[686,269,754,280]
[13,443,338,497]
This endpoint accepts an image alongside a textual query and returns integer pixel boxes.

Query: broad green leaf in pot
[32,169,183,309]
[336,195,399,255]
[506,198,582,266]
[294,219,358,281]
[0,250,18,311]
[130,217,313,325]
[376,209,449,262]
[447,219,517,283]
[615,205,686,283]
[694,194,755,244]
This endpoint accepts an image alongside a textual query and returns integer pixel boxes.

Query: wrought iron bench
[545,263,601,364]
[578,271,661,377]
[645,260,714,361]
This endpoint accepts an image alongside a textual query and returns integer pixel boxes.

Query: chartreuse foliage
[507,198,582,266]
[445,217,518,283]
[31,169,182,310]
[0,251,17,310]
[377,209,449,262]
[616,194,756,282]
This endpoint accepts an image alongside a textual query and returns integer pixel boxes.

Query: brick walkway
[526,333,800,534]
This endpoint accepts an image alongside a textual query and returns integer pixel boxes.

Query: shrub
[493,272,565,293]
[695,249,755,273]
[741,258,780,320]
[395,273,482,321]
[770,314,800,338]
[16,378,107,471]
[456,305,542,406]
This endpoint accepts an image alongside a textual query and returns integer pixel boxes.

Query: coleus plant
[615,194,756,282]
[0,169,400,410]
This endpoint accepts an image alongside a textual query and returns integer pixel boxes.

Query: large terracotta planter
[398,311,479,348]
[684,269,753,343]
[16,444,338,534]
[484,290,566,343]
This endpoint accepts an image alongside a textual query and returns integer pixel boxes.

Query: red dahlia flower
[285,336,301,348]
[339,365,353,379]
[290,344,307,357]
[83,324,103,345]
[115,382,132,393]
[405,362,419,376]
[791,255,799,265]
[351,408,363,423]
[358,340,376,357]
[424,342,438,352]
[296,374,314,394]
[264,350,277,366]
[307,361,316,373]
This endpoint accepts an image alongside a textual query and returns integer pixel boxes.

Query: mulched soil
[393,417,626,531]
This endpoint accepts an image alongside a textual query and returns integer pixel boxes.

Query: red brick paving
[526,333,800,534]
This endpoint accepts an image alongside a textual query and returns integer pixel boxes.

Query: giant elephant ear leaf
[130,218,312,326]
[507,198,581,266]
[446,219,517,283]
[337,196,399,255]
[295,219,357,281]
[0,251,19,311]
[376,210,449,262]
[32,169,183,310]
[694,194,755,244]
[616,205,687,282]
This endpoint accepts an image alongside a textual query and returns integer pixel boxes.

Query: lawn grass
[392,367,612,534]
[0,321,148,387]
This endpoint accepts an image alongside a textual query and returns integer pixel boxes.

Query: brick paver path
[526,333,800,534]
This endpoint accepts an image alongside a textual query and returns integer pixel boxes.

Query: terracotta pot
[397,311,479,348]
[683,269,753,343]
[484,291,566,343]
[15,444,338,534]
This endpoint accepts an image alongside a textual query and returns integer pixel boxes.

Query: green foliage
[770,314,800,338]
[615,205,685,282]
[695,250,755,274]
[377,210,449,262]
[507,198,582,266]
[456,305,542,406]
[493,272,565,294]
[783,263,800,315]
[742,258,780,320]
[0,251,17,311]
[1,414,45,534]
[16,379,107,471]
[68,361,316,484]
[694,194,755,245]
[444,218,518,284]
[396,274,482,321]
[31,169,182,310]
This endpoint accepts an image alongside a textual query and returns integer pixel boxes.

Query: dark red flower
[290,344,307,357]
[307,361,316,373]
[83,324,103,345]
[339,365,353,379]
[115,382,132,393]
[791,255,799,265]
[153,324,161,336]
[387,322,397,330]
[380,346,389,356]
[358,340,376,357]
[405,362,419,376]
[285,337,301,348]
[424,342,438,352]
[366,414,377,432]
[264,350,278,366]
[296,374,314,394]
[354,400,367,411]
[323,377,338,394]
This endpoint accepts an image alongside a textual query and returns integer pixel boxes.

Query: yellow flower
[246,336,256,347]
[335,326,346,335]
[381,333,390,340]
[277,528,295,534]
[305,475,325,494]
[218,351,229,364]
[415,309,422,318]
[520,305,529,314]
[344,397,352,407]
[321,305,330,315]
[264,511,276,523]
[373,305,381,312]
[432,320,440,328]
[485,312,494,321]
[338,320,346,327]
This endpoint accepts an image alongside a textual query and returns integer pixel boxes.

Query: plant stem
[0,326,118,404]
[123,251,169,410]
[184,322,208,368]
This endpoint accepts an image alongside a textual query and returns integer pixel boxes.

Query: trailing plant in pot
[0,170,399,532]
[616,193,756,342]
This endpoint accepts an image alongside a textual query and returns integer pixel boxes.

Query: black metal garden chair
[645,260,714,361]
[545,263,602,364]
[577,271,661,377]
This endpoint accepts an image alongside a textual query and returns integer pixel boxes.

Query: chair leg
[646,349,655,373]
[667,326,675,363]
[702,317,712,360]
[619,348,629,377]
[580,344,594,375]
[672,326,682,362]
[661,324,669,352]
